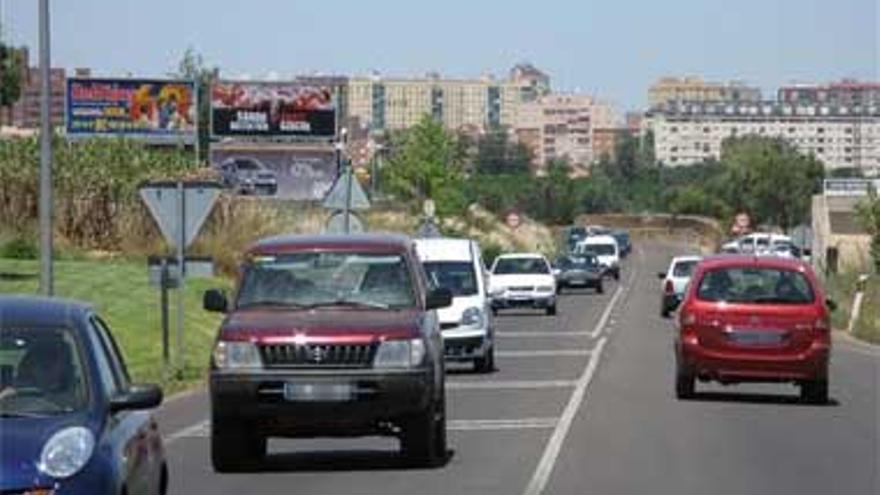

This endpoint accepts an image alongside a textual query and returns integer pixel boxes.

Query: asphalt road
[158,241,880,495]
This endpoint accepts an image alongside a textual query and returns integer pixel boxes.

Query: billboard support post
[38,0,53,296]
[175,181,186,377]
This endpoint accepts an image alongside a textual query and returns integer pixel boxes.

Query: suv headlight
[39,427,95,479]
[373,338,425,368]
[213,341,263,370]
[461,307,485,328]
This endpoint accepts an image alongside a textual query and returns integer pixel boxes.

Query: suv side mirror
[426,288,453,310]
[110,384,163,413]
[657,272,667,279]
[203,289,228,313]
[825,298,838,312]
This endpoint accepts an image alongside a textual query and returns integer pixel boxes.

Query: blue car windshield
[0,327,89,416]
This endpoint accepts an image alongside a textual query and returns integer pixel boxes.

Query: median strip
[448,417,558,431]
[446,379,577,390]
[496,350,592,358]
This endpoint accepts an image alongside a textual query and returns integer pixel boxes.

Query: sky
[2,0,878,110]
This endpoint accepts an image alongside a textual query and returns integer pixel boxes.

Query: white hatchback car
[658,255,701,317]
[489,253,557,316]
[415,238,495,373]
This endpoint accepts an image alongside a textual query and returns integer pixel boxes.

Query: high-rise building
[648,76,761,109]
[0,47,69,129]
[646,101,880,174]
[514,94,597,174]
[778,80,880,107]
[346,65,550,133]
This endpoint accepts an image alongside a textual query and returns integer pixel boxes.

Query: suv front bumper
[211,368,433,436]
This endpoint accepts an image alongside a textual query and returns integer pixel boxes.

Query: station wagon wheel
[800,379,829,404]
[675,368,695,399]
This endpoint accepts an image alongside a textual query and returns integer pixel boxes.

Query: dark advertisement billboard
[211,82,336,138]
[210,146,337,201]
[66,78,196,142]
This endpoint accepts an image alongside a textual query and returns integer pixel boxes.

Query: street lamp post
[38,0,53,296]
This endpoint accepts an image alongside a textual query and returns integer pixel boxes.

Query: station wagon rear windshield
[0,327,89,416]
[423,261,478,297]
[696,267,815,304]
[237,252,416,310]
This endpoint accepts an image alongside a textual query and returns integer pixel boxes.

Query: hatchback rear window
[672,260,699,278]
[696,267,814,304]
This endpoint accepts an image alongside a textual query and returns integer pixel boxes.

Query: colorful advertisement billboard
[66,78,196,142]
[211,81,336,138]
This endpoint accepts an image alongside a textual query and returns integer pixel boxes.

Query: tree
[856,186,880,273]
[383,116,466,215]
[719,136,825,231]
[0,38,24,112]
[171,48,216,164]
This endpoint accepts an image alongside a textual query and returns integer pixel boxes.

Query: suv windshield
[696,267,815,304]
[560,255,598,268]
[423,261,478,297]
[494,258,549,275]
[236,160,260,170]
[237,252,416,310]
[0,327,89,416]
[672,260,699,277]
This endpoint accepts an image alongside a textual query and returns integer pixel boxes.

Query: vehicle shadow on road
[687,391,840,407]
[252,449,455,473]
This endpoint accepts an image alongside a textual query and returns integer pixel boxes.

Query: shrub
[0,236,38,259]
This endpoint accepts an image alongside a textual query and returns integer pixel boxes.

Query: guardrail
[823,178,880,197]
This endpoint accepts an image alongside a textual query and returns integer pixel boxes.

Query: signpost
[322,166,370,234]
[139,181,221,374]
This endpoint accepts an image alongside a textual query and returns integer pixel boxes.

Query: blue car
[0,296,167,495]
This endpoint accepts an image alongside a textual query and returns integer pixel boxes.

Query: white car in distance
[489,253,558,316]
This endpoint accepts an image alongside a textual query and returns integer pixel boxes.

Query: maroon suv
[203,234,452,471]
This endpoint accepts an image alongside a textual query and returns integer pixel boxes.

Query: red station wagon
[674,255,835,403]
[203,234,452,471]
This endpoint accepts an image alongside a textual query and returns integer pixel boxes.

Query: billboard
[66,78,196,142]
[210,147,337,201]
[211,81,336,138]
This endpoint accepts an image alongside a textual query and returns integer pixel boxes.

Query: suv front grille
[509,286,534,292]
[259,343,377,368]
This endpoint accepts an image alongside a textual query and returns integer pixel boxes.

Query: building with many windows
[0,47,69,129]
[346,64,550,133]
[648,76,761,109]
[778,80,880,107]
[646,101,880,174]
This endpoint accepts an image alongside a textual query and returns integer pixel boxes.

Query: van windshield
[696,267,815,304]
[579,244,615,256]
[423,261,478,297]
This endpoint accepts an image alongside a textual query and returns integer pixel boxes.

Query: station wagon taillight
[664,280,674,294]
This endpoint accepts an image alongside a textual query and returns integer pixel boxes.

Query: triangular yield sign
[139,182,222,249]
[322,168,371,210]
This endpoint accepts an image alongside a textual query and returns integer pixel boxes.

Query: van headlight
[461,307,485,328]
[213,341,263,370]
[374,339,426,368]
[39,427,95,479]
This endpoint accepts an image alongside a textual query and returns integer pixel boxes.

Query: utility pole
[38,0,53,296]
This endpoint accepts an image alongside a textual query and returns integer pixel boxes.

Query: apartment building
[648,76,761,109]
[778,80,880,107]
[347,64,550,133]
[646,101,880,174]
[0,48,68,129]
[514,94,596,174]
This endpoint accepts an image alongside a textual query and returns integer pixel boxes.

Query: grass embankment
[825,272,880,345]
[0,257,230,394]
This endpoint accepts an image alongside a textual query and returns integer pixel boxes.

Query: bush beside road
[825,272,880,345]
[0,257,231,393]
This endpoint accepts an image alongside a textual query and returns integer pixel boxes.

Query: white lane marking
[496,350,592,358]
[522,336,609,495]
[165,420,209,445]
[447,380,577,390]
[497,331,592,338]
[448,418,558,431]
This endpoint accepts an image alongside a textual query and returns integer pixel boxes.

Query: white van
[414,238,495,373]
[575,235,621,280]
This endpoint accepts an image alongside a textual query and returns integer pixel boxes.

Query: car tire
[613,270,620,281]
[557,285,564,295]
[546,304,557,316]
[661,306,670,318]
[401,397,446,467]
[474,345,495,373]
[675,369,695,399]
[595,282,604,294]
[211,418,265,473]
[800,379,829,404]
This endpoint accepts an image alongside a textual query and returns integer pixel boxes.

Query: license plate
[283,382,353,402]
[728,330,785,346]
